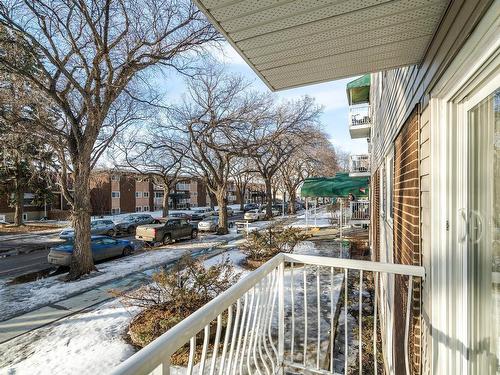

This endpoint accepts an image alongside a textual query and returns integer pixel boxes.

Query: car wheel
[127,226,135,235]
[162,234,171,245]
[106,229,115,237]
[191,229,198,239]
[122,246,133,256]
[214,225,219,232]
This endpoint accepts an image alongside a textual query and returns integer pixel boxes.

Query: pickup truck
[135,218,198,245]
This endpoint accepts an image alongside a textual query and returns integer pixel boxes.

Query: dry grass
[0,224,61,234]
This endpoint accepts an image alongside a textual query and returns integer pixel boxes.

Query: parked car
[114,214,155,235]
[214,206,234,216]
[189,207,214,221]
[243,203,259,212]
[135,218,198,245]
[47,236,134,266]
[243,209,266,222]
[59,219,117,239]
[169,212,192,220]
[197,216,220,232]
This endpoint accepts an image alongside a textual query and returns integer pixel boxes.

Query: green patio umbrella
[300,173,369,198]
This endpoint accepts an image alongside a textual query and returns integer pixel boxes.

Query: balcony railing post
[278,260,285,373]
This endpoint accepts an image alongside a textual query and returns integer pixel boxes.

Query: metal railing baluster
[373,272,378,375]
[344,268,348,375]
[199,324,210,374]
[291,262,295,363]
[209,314,222,375]
[240,287,256,375]
[187,336,196,375]
[218,305,232,374]
[317,265,321,370]
[404,276,414,375]
[359,270,363,375]
[330,266,335,374]
[303,265,308,366]
[231,294,248,375]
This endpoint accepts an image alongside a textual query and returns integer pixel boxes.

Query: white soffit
[194,0,450,91]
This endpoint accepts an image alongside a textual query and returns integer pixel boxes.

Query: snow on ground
[0,226,342,375]
[0,233,237,321]
[0,299,139,375]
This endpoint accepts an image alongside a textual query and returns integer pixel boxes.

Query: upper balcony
[347,74,371,139]
[112,253,424,375]
[349,154,370,177]
[348,104,372,139]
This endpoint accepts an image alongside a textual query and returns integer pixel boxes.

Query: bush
[114,255,240,356]
[241,225,311,263]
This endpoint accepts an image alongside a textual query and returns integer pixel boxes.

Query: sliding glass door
[467,88,500,374]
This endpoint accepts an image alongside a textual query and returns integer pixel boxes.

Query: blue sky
[156,42,368,155]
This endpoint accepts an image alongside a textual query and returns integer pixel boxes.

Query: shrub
[114,255,240,356]
[242,225,311,262]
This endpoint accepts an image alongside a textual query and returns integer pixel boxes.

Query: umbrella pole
[340,199,343,242]
[314,199,317,226]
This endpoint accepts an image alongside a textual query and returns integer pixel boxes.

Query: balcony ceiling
[194,0,450,91]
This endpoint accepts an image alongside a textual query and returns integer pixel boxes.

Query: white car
[189,207,214,221]
[214,207,234,216]
[243,209,266,222]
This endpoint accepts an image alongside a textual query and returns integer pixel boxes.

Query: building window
[143,192,149,198]
[112,191,120,198]
[135,192,142,198]
[143,206,149,212]
[155,192,164,198]
[111,208,120,215]
[111,175,120,181]
[136,206,142,212]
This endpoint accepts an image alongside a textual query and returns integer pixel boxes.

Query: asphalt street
[0,213,246,280]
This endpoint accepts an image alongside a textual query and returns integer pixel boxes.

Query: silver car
[59,219,116,239]
[198,216,219,232]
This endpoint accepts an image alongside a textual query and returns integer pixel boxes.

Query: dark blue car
[47,235,134,266]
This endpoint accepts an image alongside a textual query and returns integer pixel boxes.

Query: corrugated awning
[194,0,449,91]
[347,74,370,105]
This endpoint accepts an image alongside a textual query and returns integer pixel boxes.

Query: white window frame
[143,191,149,198]
[143,206,149,212]
[112,191,120,198]
[135,192,142,198]
[429,5,500,373]
[135,206,142,212]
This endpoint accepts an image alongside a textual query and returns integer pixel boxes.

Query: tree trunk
[272,187,277,205]
[264,179,273,219]
[236,187,245,211]
[208,190,217,209]
[215,188,229,234]
[68,163,96,280]
[14,187,23,226]
[288,189,297,214]
[162,186,169,217]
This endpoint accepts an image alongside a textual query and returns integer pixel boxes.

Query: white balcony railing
[348,104,371,127]
[348,104,371,139]
[349,154,370,176]
[112,254,424,375]
[349,201,370,221]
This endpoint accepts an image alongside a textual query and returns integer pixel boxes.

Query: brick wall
[392,107,421,375]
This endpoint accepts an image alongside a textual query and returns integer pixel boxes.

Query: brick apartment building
[49,170,210,219]
[0,169,269,221]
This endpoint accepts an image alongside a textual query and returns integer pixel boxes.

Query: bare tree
[248,96,322,218]
[172,67,269,234]
[0,1,219,279]
[278,132,337,214]
[230,158,256,211]
[113,123,186,217]
[335,148,351,172]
